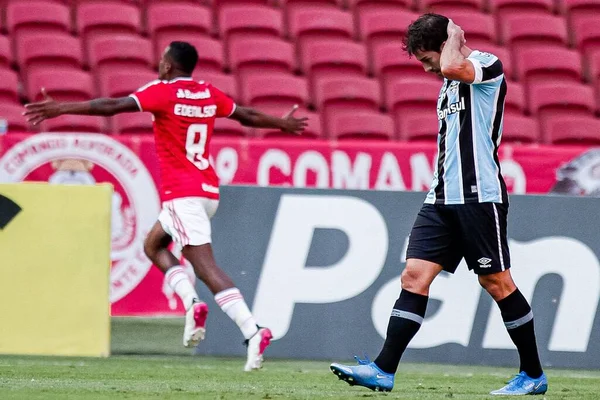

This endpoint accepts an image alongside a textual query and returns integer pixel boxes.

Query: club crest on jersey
[176,88,211,100]
[438,97,466,120]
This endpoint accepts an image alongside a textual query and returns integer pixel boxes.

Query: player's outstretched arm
[229,105,308,134]
[24,88,139,125]
[440,20,475,84]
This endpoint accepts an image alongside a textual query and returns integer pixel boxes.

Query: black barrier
[195,186,600,369]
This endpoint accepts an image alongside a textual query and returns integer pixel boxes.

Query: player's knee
[479,272,516,301]
[401,265,428,294]
[143,235,159,260]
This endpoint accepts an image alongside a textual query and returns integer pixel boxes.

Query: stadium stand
[112,112,154,135]
[0,0,598,143]
[329,110,395,140]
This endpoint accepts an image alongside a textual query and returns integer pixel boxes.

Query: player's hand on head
[23,88,61,125]
[281,105,309,135]
[447,19,466,46]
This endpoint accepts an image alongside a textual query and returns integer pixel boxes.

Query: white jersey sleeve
[467,51,504,85]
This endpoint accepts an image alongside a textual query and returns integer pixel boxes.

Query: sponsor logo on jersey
[176,88,211,100]
[0,133,161,303]
[174,104,217,118]
[437,97,466,120]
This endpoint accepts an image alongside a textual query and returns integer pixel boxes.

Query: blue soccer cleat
[330,356,394,392]
[490,371,548,396]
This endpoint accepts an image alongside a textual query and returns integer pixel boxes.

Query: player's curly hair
[403,13,449,57]
[167,41,199,75]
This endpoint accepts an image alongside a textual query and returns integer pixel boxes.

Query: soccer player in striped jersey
[330,14,548,395]
[24,41,308,371]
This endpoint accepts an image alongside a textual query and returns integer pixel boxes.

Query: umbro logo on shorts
[478,257,492,268]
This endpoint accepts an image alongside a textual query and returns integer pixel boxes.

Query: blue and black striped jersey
[425,50,508,205]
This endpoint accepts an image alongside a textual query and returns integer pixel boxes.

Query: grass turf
[0,318,597,399]
[0,355,598,399]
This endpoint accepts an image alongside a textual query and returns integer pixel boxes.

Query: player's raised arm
[24,88,139,126]
[439,20,476,84]
[229,105,308,135]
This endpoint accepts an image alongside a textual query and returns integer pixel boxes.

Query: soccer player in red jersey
[24,42,308,371]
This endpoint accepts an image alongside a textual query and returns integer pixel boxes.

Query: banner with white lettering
[0,133,598,318]
[207,187,600,368]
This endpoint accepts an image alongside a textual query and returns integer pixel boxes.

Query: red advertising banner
[0,133,597,316]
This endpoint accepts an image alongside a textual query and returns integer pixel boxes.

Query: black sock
[496,289,543,379]
[374,290,428,374]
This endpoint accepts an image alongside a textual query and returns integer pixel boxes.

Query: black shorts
[406,202,511,275]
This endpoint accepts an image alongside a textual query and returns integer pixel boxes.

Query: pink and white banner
[0,133,597,316]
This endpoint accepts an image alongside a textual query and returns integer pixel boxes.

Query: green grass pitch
[0,318,598,399]
[1,355,599,399]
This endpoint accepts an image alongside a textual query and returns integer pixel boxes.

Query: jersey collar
[168,77,194,83]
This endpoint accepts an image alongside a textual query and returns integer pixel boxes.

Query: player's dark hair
[167,41,199,75]
[403,13,449,57]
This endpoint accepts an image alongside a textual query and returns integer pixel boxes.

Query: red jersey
[129,77,235,201]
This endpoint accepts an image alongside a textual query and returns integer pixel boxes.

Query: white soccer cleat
[244,327,273,371]
[183,301,209,348]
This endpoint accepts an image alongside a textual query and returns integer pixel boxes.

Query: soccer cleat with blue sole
[490,371,548,396]
[330,356,394,392]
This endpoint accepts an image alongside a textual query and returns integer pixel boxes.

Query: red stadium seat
[505,80,525,114]
[147,3,212,55]
[288,6,354,50]
[214,117,249,137]
[571,15,600,55]
[219,5,283,45]
[0,69,20,105]
[6,1,71,43]
[397,113,439,142]
[385,78,440,113]
[213,0,272,11]
[545,116,600,145]
[419,0,484,13]
[529,82,596,136]
[444,11,495,45]
[98,70,159,98]
[41,115,106,133]
[88,36,153,74]
[156,36,224,73]
[300,39,367,75]
[241,73,309,109]
[77,3,141,45]
[328,111,394,140]
[0,103,32,132]
[500,14,568,52]
[515,47,582,86]
[254,105,322,138]
[195,72,238,101]
[229,37,294,77]
[347,0,413,17]
[561,0,600,29]
[300,39,368,94]
[501,114,539,144]
[112,112,153,135]
[0,35,12,69]
[17,34,83,76]
[587,48,600,86]
[314,76,380,113]
[491,0,554,21]
[27,69,94,102]
[529,82,595,115]
[358,7,417,51]
[386,78,440,137]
